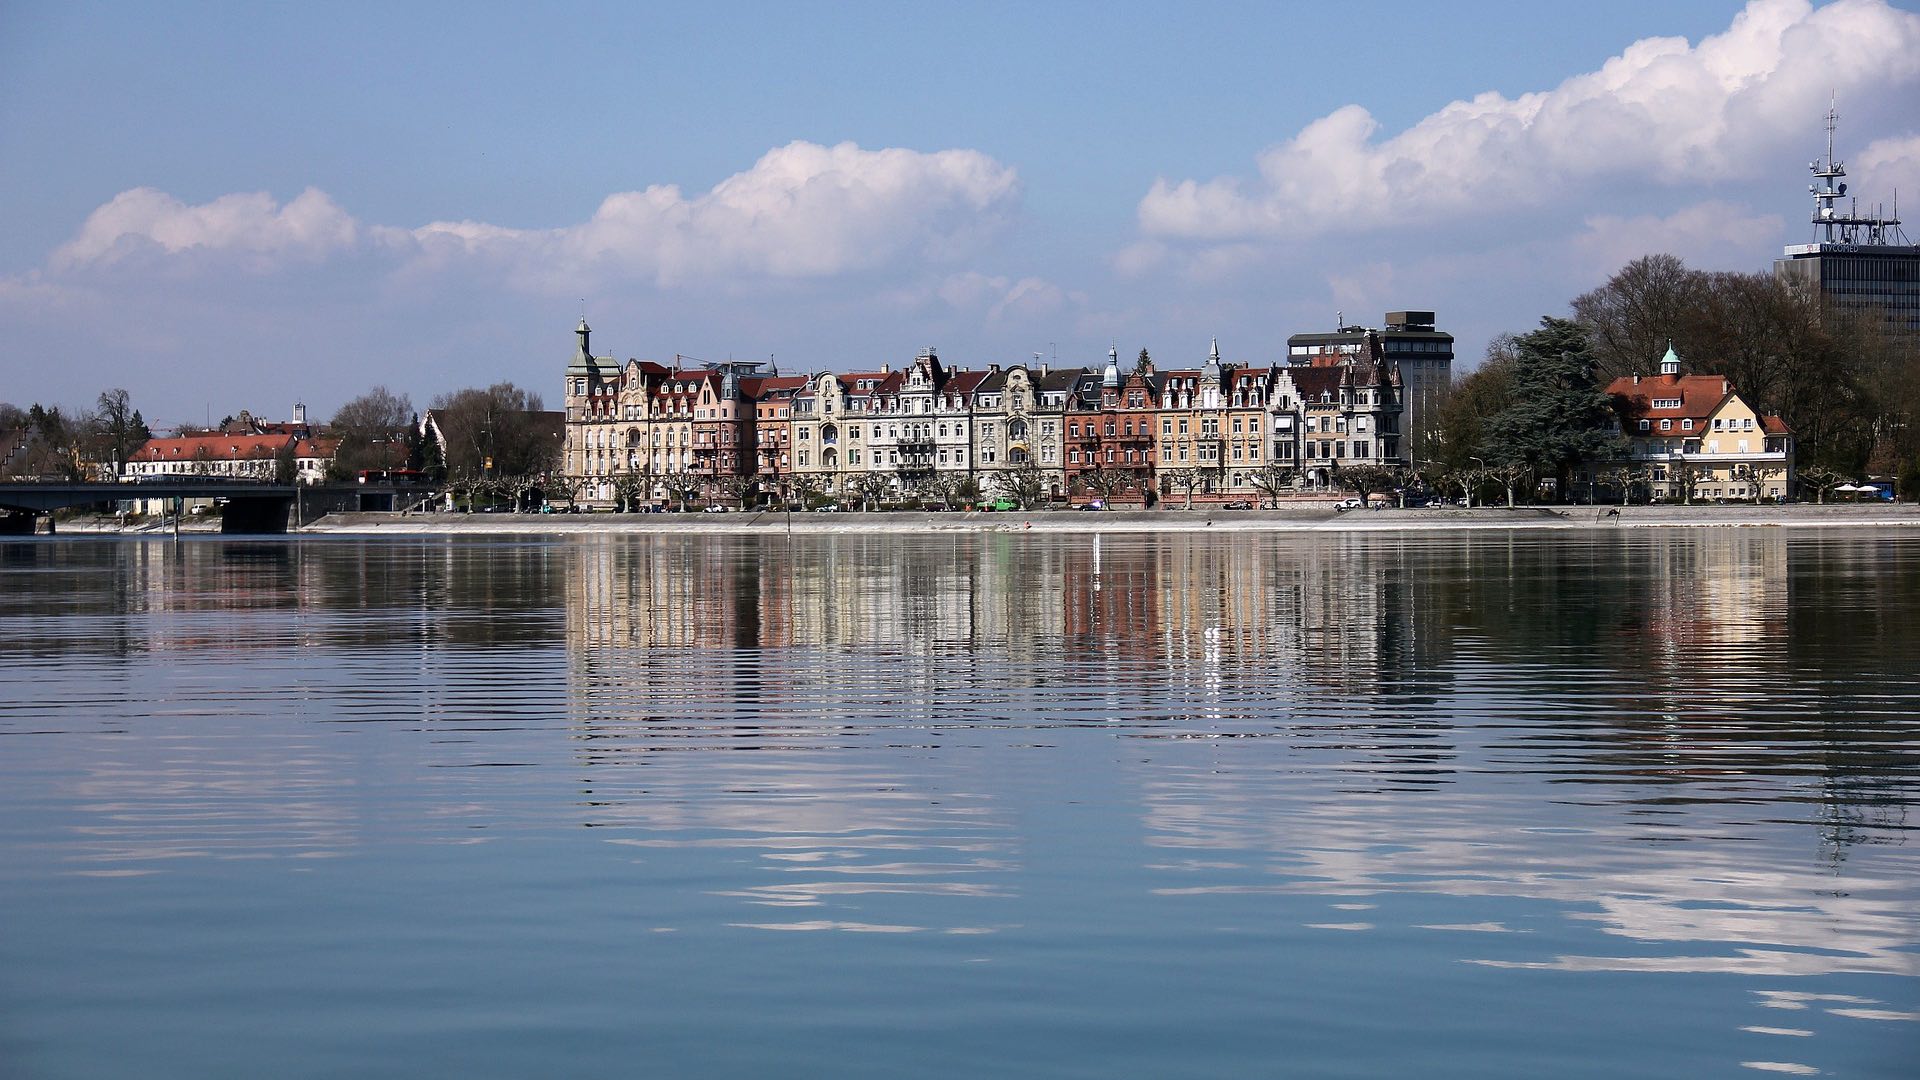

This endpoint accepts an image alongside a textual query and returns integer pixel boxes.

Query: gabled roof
[944,370,991,395]
[1604,373,1732,424]
[1606,371,1792,438]
[1281,365,1345,399]
[740,375,808,400]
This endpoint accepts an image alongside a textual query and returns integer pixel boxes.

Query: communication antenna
[1805,94,1906,245]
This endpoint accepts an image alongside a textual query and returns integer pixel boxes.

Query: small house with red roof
[1596,343,1794,502]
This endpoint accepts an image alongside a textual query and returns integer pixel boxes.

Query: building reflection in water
[560,529,1917,972]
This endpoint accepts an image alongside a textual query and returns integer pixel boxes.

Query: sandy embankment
[297,503,1920,535]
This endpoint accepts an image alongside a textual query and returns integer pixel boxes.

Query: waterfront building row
[563,320,1406,508]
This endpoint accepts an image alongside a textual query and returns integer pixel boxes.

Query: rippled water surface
[2,529,1917,1078]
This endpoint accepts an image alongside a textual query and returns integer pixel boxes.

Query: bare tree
[655,470,704,512]
[428,383,557,479]
[1332,463,1401,507]
[1797,464,1845,505]
[992,460,1047,509]
[850,472,891,511]
[331,386,415,479]
[1075,466,1133,507]
[1572,254,1707,381]
[1490,461,1533,507]
[1248,463,1297,508]
[1603,465,1647,506]
[612,469,650,512]
[786,473,825,510]
[95,388,143,475]
[718,473,760,510]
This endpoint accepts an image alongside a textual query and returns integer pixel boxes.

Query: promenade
[297,503,1920,535]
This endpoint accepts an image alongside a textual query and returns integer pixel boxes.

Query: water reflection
[2,529,1917,1076]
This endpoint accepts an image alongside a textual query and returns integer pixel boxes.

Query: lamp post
[1468,456,1486,509]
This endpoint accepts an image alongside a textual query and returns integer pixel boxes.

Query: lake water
[2,529,1916,1078]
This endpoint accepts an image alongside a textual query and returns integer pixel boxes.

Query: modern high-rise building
[1773,104,1918,333]
[1287,310,1452,458]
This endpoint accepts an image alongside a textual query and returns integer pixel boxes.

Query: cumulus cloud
[1138,0,1920,241]
[1570,200,1784,277]
[43,141,1021,287]
[53,187,359,269]
[1855,132,1920,212]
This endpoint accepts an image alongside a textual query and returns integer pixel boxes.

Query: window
[1660,419,1671,431]
[1638,419,1651,432]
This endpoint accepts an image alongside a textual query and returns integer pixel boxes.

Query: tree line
[0,390,154,481]
[1425,253,1919,501]
[3,381,560,492]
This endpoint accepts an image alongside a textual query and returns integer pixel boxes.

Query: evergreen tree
[1479,317,1624,501]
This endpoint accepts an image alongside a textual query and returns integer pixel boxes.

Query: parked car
[1334,498,1363,510]
[702,505,730,513]
[1222,500,1254,510]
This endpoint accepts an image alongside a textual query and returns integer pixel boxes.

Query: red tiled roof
[945,371,990,394]
[129,434,295,462]
[1604,374,1731,423]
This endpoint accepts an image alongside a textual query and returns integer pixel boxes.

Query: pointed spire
[575,316,591,363]
[1209,337,1220,362]
[1103,343,1121,388]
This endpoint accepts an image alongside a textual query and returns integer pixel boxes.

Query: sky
[3,0,1918,430]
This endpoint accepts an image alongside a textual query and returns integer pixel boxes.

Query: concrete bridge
[0,481,299,534]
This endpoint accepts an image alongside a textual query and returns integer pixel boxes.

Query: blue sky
[3,0,1917,429]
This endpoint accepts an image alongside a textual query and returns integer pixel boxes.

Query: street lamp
[1468,456,1486,509]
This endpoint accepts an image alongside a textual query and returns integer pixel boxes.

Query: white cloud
[408,140,1020,287]
[53,187,359,269]
[1855,132,1920,213]
[1571,200,1784,277]
[1138,0,1920,242]
[42,141,1021,288]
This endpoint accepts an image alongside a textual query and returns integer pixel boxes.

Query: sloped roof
[129,433,295,462]
[1605,373,1732,424]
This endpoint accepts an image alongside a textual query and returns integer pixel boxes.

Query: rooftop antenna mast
[1808,94,1906,245]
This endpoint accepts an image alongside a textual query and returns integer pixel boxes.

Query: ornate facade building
[563,322,1409,509]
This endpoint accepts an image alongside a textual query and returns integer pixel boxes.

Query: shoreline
[281,503,1920,535]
